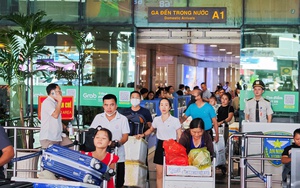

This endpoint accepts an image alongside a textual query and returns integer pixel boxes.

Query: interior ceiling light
[210,45,217,47]
[219,49,226,51]
[226,52,232,55]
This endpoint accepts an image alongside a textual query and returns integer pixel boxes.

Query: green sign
[32,86,133,107]
[79,86,133,107]
[148,7,227,23]
[264,131,292,166]
[240,90,299,112]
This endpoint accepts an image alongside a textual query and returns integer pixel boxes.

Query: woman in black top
[217,92,234,145]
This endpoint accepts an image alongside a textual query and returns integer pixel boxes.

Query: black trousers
[115,162,125,188]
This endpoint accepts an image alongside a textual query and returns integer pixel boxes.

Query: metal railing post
[261,137,265,175]
[240,134,247,188]
[13,126,17,177]
[265,174,272,188]
[228,135,232,188]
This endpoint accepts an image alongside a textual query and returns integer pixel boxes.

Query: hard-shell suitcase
[41,144,107,186]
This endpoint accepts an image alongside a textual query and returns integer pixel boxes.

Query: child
[281,128,300,183]
[81,127,119,188]
[209,95,220,114]
[136,98,182,188]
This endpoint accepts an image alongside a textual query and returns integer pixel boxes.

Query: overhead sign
[148,7,226,23]
[38,96,74,120]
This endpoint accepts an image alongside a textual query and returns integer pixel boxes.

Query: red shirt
[81,151,119,188]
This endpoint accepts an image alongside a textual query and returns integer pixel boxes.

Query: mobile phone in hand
[51,90,56,97]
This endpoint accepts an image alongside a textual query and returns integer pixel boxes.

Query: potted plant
[0,11,73,178]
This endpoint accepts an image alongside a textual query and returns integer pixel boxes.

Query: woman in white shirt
[136,98,182,188]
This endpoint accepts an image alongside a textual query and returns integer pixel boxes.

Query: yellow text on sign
[212,11,225,19]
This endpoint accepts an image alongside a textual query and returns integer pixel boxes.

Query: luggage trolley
[162,157,216,188]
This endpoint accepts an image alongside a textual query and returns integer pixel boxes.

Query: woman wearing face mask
[136,98,182,188]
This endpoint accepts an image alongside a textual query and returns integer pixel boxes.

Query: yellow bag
[188,148,211,170]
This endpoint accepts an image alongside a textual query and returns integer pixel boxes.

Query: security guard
[244,80,273,122]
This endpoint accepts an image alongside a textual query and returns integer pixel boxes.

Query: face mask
[105,111,116,117]
[131,98,141,107]
[191,95,196,103]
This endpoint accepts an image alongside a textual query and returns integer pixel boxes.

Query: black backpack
[126,113,147,136]
[79,128,97,152]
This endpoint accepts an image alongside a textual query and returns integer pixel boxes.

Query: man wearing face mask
[90,94,130,188]
[124,91,153,135]
[180,89,219,143]
[124,91,153,184]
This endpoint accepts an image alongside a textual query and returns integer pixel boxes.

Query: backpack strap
[108,153,114,166]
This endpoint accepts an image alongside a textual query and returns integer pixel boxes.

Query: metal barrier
[227,132,293,188]
[3,126,41,178]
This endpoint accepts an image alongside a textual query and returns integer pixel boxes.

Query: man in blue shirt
[180,89,219,143]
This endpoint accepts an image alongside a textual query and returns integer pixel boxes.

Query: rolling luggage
[41,144,107,186]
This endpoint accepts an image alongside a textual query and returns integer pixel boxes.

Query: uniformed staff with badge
[244,80,273,123]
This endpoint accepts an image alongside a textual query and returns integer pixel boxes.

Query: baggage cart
[162,157,216,188]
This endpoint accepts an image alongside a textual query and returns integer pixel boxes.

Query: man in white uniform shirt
[244,80,273,122]
[40,83,72,148]
[90,94,130,188]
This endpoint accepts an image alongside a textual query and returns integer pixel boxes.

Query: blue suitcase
[41,144,107,186]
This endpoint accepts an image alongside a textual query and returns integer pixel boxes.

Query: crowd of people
[0,80,297,188]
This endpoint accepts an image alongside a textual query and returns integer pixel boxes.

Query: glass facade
[240,26,300,122]
[36,29,135,88]
[245,0,300,24]
[241,0,300,122]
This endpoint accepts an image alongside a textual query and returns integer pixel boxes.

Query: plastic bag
[213,136,226,166]
[163,139,189,166]
[188,148,211,170]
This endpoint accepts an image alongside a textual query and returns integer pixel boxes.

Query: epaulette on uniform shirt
[263,98,270,102]
[247,98,253,101]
